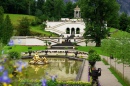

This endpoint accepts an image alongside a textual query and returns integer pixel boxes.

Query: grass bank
[30,25,58,37]
[109,65,130,86]
[77,46,107,56]
[2,45,47,54]
[4,14,35,26]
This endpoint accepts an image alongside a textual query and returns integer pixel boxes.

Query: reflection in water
[21,58,82,81]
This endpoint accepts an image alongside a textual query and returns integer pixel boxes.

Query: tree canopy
[79,0,120,47]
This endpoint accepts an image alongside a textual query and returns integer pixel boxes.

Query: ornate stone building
[45,6,85,37]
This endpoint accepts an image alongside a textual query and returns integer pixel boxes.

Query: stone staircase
[45,22,66,35]
[45,22,85,35]
[37,37,59,43]
[45,27,65,35]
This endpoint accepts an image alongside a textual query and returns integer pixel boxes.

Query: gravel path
[96,61,122,86]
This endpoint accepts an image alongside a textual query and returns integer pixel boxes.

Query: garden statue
[89,67,101,86]
[74,51,78,57]
[29,53,49,65]
[65,51,68,56]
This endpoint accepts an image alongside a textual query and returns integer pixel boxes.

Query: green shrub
[8,47,12,49]
[31,20,37,26]
[30,31,42,36]
[102,58,109,65]
[28,47,32,50]
[8,51,20,59]
[88,49,96,54]
[87,53,101,62]
[13,80,91,86]
[47,80,58,86]
[57,81,91,86]
[40,24,46,30]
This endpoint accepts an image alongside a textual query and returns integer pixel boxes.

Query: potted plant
[74,51,78,57]
[110,54,114,59]
[87,49,101,67]
[44,40,48,46]
[45,50,48,55]
[65,51,68,56]
[28,50,32,56]
[48,42,51,48]
[73,42,77,49]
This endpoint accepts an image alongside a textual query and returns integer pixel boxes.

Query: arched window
[76,28,80,34]
[71,28,75,35]
[66,28,70,34]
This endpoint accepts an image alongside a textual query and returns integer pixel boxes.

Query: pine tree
[2,15,14,44]
[0,6,4,43]
[18,17,31,36]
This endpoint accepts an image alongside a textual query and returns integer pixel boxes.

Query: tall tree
[2,15,14,44]
[0,6,4,24]
[25,0,35,15]
[64,1,74,18]
[18,17,31,36]
[37,0,45,11]
[54,0,65,20]
[119,13,129,31]
[43,0,55,18]
[79,0,120,47]
[0,6,4,42]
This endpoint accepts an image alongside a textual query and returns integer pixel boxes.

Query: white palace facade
[45,6,85,37]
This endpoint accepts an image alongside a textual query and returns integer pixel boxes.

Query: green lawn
[30,25,58,37]
[110,29,130,38]
[4,14,35,26]
[109,67,129,86]
[3,45,47,54]
[110,28,117,33]
[77,46,107,56]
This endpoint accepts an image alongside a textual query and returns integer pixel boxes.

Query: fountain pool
[16,57,82,81]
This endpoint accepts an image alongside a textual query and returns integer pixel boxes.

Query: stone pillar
[74,11,76,18]
[77,11,79,18]
[75,28,76,35]
[59,37,62,43]
[79,11,81,18]
[70,29,71,35]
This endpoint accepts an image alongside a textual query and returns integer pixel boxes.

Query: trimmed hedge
[13,79,91,86]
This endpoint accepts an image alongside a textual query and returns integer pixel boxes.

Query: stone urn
[89,61,96,67]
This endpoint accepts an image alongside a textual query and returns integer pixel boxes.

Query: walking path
[80,60,122,86]
[80,60,89,82]
[96,61,122,86]
[101,55,130,82]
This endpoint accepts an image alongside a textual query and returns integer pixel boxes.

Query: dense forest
[0,0,78,21]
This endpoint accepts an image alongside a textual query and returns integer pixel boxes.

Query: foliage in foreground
[8,51,20,59]
[11,79,91,86]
